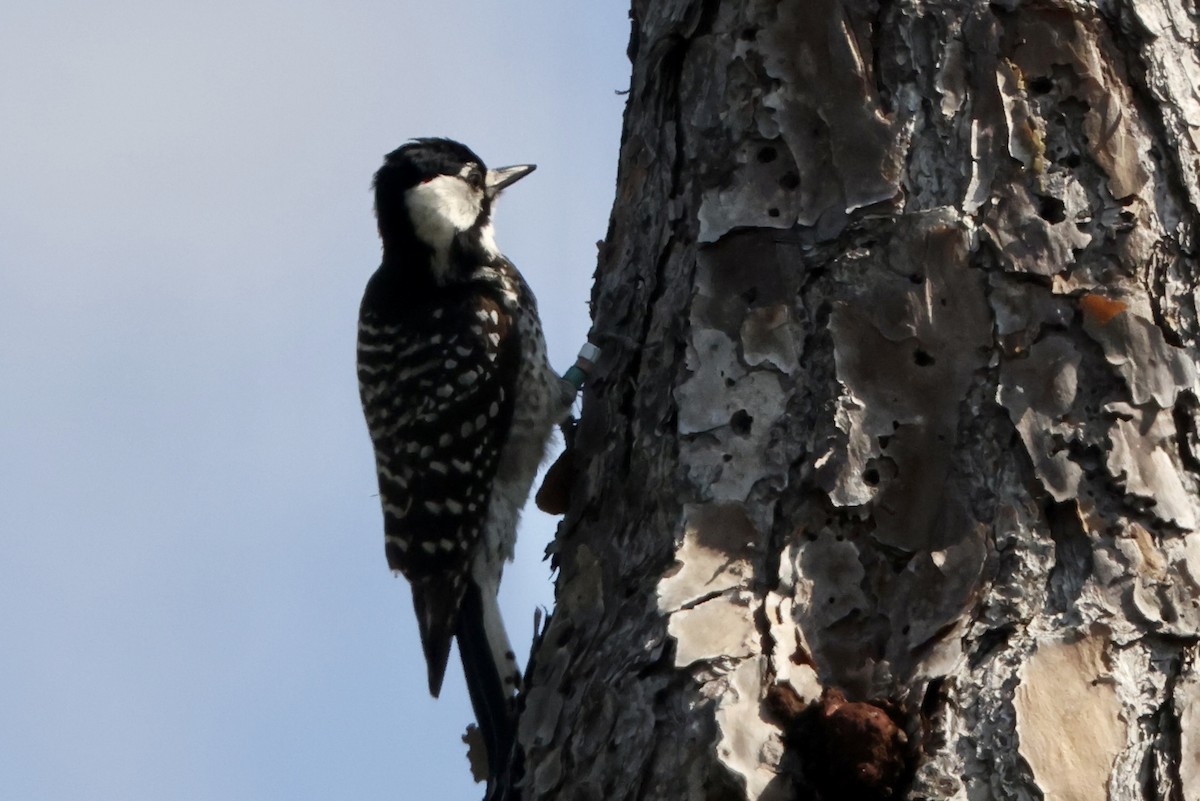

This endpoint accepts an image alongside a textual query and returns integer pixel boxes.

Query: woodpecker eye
[466,171,484,190]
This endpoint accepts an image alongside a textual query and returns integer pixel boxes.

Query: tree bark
[518,1,1200,799]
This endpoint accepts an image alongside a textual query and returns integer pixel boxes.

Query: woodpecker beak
[485,164,535,197]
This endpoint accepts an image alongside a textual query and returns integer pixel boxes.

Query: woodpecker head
[373,137,535,280]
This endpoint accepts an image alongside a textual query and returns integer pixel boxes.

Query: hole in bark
[908,272,924,284]
[1029,76,1053,93]
[921,677,945,717]
[780,171,800,189]
[1046,499,1094,612]
[901,625,911,634]
[757,146,778,163]
[865,456,897,490]
[970,625,1016,667]
[742,286,758,304]
[1036,194,1067,223]
[767,207,780,218]
[1062,153,1082,168]
[739,27,757,40]
[913,349,936,367]
[878,434,891,449]
[724,377,735,388]
[722,453,732,462]
[730,409,753,435]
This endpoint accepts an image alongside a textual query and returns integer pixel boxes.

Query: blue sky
[0,3,629,798]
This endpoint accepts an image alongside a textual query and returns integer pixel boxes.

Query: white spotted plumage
[357,137,573,786]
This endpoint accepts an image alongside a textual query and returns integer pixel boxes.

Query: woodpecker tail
[457,581,518,785]
[410,578,464,698]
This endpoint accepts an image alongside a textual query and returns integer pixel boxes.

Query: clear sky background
[0,3,630,798]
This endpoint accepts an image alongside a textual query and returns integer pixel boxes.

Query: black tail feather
[456,581,515,788]
[411,580,460,698]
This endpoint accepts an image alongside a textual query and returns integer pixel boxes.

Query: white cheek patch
[477,220,501,261]
[405,175,482,278]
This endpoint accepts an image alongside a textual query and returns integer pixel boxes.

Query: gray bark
[517,1,1200,799]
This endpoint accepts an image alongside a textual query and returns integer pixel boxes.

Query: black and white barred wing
[356,294,516,695]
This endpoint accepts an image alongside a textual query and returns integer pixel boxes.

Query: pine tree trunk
[518,2,1200,799]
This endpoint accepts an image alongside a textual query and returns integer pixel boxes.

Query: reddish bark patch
[1080,293,1127,325]
[780,687,914,801]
